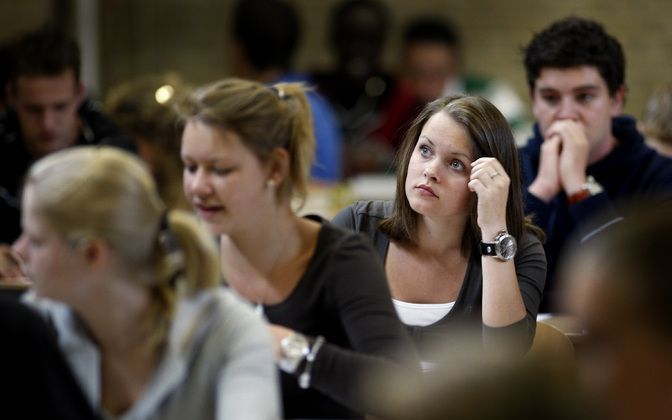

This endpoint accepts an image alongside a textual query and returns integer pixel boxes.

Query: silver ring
[489,172,500,179]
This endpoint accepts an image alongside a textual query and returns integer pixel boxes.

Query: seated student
[562,201,672,420]
[0,26,132,244]
[312,0,396,176]
[374,16,530,150]
[178,78,417,419]
[333,95,547,361]
[231,0,343,183]
[519,17,672,312]
[13,147,280,419]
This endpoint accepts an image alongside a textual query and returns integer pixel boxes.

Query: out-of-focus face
[9,69,83,159]
[404,111,473,221]
[335,6,385,78]
[567,262,672,420]
[403,42,459,102]
[12,186,86,301]
[531,66,623,161]
[181,120,272,236]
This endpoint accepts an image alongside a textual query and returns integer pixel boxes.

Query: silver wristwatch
[480,231,517,261]
[278,332,310,373]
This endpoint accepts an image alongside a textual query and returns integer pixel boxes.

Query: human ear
[266,146,290,187]
[77,238,107,269]
[610,85,626,117]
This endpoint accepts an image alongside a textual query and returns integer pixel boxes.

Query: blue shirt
[273,73,343,182]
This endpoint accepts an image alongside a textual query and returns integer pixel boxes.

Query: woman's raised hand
[468,157,510,240]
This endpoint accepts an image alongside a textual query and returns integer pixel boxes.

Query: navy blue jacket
[520,116,672,311]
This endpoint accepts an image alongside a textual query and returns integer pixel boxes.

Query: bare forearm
[481,258,526,327]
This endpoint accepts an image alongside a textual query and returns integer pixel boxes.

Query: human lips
[194,203,224,220]
[416,184,438,198]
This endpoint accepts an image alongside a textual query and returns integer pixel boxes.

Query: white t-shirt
[392,299,455,327]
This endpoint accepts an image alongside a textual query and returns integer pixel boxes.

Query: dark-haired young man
[520,16,672,312]
[0,27,130,244]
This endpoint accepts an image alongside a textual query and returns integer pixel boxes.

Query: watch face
[496,234,517,260]
[283,334,309,359]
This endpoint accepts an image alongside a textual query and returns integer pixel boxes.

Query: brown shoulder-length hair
[379,95,542,256]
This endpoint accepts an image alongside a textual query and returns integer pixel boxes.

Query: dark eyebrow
[572,85,600,93]
[419,135,471,160]
[537,84,600,94]
[419,135,435,146]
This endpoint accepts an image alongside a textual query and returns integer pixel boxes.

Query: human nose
[12,234,28,262]
[187,167,212,197]
[423,159,440,182]
[40,109,58,131]
[556,96,579,121]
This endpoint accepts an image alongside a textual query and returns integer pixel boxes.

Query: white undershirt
[392,299,456,327]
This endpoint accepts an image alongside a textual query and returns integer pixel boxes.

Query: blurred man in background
[0,26,130,244]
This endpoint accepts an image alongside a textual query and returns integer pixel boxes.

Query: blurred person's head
[13,146,220,350]
[401,17,461,102]
[368,332,599,420]
[6,26,84,158]
[231,0,300,81]
[105,74,190,210]
[523,17,625,162]
[178,78,314,236]
[379,95,529,256]
[329,0,389,79]
[563,202,672,420]
[640,83,672,157]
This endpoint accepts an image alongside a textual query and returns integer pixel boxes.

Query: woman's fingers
[470,158,509,188]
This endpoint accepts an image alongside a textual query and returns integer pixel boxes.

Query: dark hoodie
[520,115,672,312]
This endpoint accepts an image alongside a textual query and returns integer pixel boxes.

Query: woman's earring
[266,179,275,189]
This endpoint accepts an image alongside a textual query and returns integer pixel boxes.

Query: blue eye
[449,159,464,170]
[419,144,432,157]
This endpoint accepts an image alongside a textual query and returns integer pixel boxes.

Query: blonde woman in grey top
[14,146,280,419]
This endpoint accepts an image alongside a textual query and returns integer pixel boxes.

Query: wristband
[567,175,603,206]
[299,335,325,389]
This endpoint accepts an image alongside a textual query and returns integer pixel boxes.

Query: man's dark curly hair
[523,16,625,95]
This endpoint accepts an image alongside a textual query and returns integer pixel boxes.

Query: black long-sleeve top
[262,215,418,419]
[332,201,547,358]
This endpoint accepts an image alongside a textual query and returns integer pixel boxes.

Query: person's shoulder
[349,200,393,218]
[520,229,544,249]
[616,117,672,185]
[178,288,271,352]
[310,214,379,255]
[333,200,392,231]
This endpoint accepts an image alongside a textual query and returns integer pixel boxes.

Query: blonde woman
[13,146,280,419]
[179,78,416,419]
